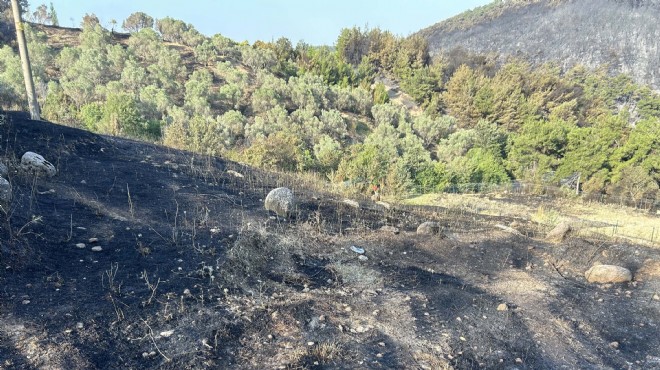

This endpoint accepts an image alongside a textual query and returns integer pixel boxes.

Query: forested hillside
[0,2,658,205]
[418,0,660,90]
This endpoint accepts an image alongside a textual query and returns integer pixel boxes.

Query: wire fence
[410,181,660,213]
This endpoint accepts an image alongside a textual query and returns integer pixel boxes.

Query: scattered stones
[91,246,103,252]
[20,152,57,178]
[417,221,440,235]
[264,187,295,218]
[497,303,509,311]
[0,177,11,203]
[585,265,632,284]
[227,170,244,178]
[75,243,86,249]
[342,199,360,209]
[546,221,571,242]
[350,246,365,254]
[380,225,400,234]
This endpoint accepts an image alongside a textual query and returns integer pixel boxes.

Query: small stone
[142,352,150,358]
[380,225,400,234]
[653,294,659,301]
[376,201,391,210]
[91,246,103,252]
[88,238,99,243]
[75,243,86,249]
[22,300,30,305]
[227,170,244,178]
[358,255,369,261]
[350,246,365,254]
[609,341,619,349]
[497,303,508,311]
[545,222,571,242]
[307,341,315,346]
[417,221,441,235]
[0,177,11,203]
[515,358,523,364]
[160,330,174,338]
[378,342,386,347]
[76,322,84,329]
[342,199,360,209]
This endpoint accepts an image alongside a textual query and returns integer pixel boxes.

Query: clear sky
[43,0,492,45]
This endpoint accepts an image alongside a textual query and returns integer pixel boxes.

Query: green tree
[122,12,154,33]
[373,83,389,105]
[49,3,59,26]
[98,93,142,136]
[506,118,574,181]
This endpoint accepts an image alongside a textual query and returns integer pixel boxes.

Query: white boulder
[21,152,57,177]
[264,187,295,218]
[585,265,632,284]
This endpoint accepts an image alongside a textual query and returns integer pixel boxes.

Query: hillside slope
[0,113,659,369]
[418,0,660,90]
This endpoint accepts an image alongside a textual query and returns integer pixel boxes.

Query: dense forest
[0,2,658,204]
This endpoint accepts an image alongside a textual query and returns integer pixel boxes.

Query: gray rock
[380,225,400,234]
[0,176,11,203]
[546,221,571,242]
[585,265,632,284]
[417,221,440,235]
[264,187,295,218]
[342,199,360,209]
[227,170,244,178]
[350,246,365,254]
[376,201,391,210]
[21,152,57,177]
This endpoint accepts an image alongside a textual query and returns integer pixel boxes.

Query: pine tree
[49,2,58,26]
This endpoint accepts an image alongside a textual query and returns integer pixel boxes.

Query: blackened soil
[0,114,659,370]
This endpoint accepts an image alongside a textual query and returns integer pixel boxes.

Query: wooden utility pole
[10,0,40,120]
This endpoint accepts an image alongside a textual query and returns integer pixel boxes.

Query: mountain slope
[418,0,660,90]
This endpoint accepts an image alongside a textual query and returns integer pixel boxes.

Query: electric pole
[10,0,41,120]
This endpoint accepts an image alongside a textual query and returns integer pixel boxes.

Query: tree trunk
[11,0,41,120]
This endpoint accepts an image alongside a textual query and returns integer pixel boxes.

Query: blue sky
[44,0,492,45]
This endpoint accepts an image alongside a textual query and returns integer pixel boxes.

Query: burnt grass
[0,113,659,369]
